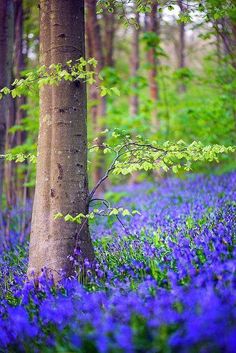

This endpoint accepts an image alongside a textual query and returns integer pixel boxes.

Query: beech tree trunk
[215,22,222,65]
[5,0,26,207]
[178,0,186,92]
[179,21,185,69]
[28,0,94,281]
[15,0,32,203]
[130,11,140,117]
[146,1,159,130]
[213,16,236,69]
[212,15,236,68]
[86,19,98,129]
[0,0,14,207]
[14,0,26,147]
[178,0,185,69]
[86,0,106,194]
[14,0,28,201]
[128,10,140,185]
[103,9,115,67]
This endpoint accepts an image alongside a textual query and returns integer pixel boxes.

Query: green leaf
[109,208,119,216]
[122,209,131,216]
[64,214,74,222]
[110,87,120,96]
[54,212,63,220]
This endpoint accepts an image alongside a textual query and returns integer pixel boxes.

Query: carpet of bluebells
[0,172,236,353]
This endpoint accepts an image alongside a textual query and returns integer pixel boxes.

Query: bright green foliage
[2,55,236,185]
[103,54,236,175]
[54,208,141,224]
[90,132,235,176]
[158,63,236,145]
[0,58,120,101]
[4,153,36,164]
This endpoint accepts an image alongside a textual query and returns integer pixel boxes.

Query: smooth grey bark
[28,0,94,281]
[0,0,14,207]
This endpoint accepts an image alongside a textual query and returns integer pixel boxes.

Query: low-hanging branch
[89,133,236,179]
[1,133,235,186]
[53,132,235,241]
[0,57,120,101]
[1,129,235,245]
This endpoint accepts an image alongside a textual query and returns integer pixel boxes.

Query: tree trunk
[14,0,28,202]
[178,0,186,92]
[178,0,185,69]
[214,17,236,68]
[86,18,98,131]
[130,11,139,117]
[5,88,16,209]
[86,0,106,194]
[28,0,94,281]
[229,18,236,68]
[5,0,26,208]
[128,8,140,185]
[215,21,222,65]
[0,0,14,208]
[179,21,185,69]
[103,9,115,67]
[146,1,159,131]
[14,0,26,147]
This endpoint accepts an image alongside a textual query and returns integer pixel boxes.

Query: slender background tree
[0,0,14,208]
[130,8,140,118]
[145,0,159,131]
[86,0,107,194]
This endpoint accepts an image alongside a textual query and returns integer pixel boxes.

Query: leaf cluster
[0,58,120,100]
[54,207,140,224]
[90,131,236,176]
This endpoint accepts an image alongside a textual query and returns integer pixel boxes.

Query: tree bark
[28,0,94,281]
[178,0,186,92]
[5,88,16,209]
[14,0,27,202]
[146,1,159,131]
[86,0,106,194]
[215,21,222,65]
[86,18,98,130]
[178,0,185,69]
[214,17,236,68]
[130,11,140,117]
[0,0,14,207]
[14,0,26,146]
[179,21,185,69]
[103,9,115,67]
[5,0,26,207]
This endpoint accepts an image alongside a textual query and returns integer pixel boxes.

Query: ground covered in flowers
[0,172,236,353]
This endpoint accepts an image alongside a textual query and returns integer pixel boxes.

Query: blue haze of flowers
[0,172,235,353]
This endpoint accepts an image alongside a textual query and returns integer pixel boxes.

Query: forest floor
[0,172,236,353]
